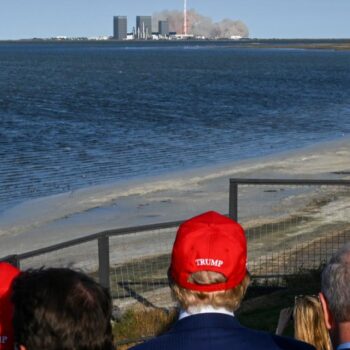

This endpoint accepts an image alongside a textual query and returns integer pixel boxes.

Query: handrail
[230,178,350,185]
[13,219,183,261]
[229,178,350,221]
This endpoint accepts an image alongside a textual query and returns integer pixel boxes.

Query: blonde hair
[294,295,332,350]
[170,271,250,312]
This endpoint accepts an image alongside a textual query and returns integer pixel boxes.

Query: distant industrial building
[136,16,152,39]
[113,16,127,40]
[158,20,169,37]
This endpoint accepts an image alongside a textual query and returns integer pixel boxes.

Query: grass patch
[113,307,177,349]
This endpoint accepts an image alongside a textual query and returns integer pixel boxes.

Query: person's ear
[319,292,335,330]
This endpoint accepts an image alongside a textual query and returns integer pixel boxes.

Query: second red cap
[0,262,21,350]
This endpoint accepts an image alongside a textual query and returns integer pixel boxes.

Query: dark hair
[11,268,114,350]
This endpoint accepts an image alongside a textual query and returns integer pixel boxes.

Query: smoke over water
[153,9,249,38]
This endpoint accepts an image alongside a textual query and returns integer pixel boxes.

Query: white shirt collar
[179,305,235,320]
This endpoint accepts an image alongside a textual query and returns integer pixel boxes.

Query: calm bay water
[1,42,350,212]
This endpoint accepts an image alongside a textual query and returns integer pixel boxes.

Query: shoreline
[1,135,350,258]
[1,39,350,51]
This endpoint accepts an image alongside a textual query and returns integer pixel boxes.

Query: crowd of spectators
[1,210,350,350]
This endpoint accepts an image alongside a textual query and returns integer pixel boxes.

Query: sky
[0,0,349,40]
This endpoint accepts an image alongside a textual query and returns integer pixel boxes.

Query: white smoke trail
[153,9,249,38]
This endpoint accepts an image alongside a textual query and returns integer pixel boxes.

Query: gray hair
[321,243,350,322]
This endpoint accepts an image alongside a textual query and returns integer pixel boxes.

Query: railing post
[98,235,110,290]
[229,180,238,221]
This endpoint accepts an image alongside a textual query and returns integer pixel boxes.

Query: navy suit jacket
[130,313,315,350]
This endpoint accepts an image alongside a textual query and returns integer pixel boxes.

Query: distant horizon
[0,0,349,40]
[0,37,349,42]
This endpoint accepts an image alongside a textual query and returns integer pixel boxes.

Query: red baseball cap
[0,262,21,350]
[170,211,247,292]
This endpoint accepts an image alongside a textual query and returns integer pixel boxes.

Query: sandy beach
[1,136,350,260]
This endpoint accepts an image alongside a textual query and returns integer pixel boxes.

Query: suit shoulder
[271,334,316,350]
[238,325,316,350]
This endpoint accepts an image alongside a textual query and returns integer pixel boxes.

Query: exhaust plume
[153,9,249,38]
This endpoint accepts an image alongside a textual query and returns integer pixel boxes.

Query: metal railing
[229,178,350,279]
[229,178,350,220]
[1,220,182,293]
[1,178,350,305]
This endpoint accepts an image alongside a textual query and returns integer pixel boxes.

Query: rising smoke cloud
[153,9,249,38]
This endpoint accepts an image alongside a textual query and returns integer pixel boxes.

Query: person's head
[169,211,250,312]
[320,243,350,346]
[0,262,21,350]
[294,295,332,350]
[11,267,114,350]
